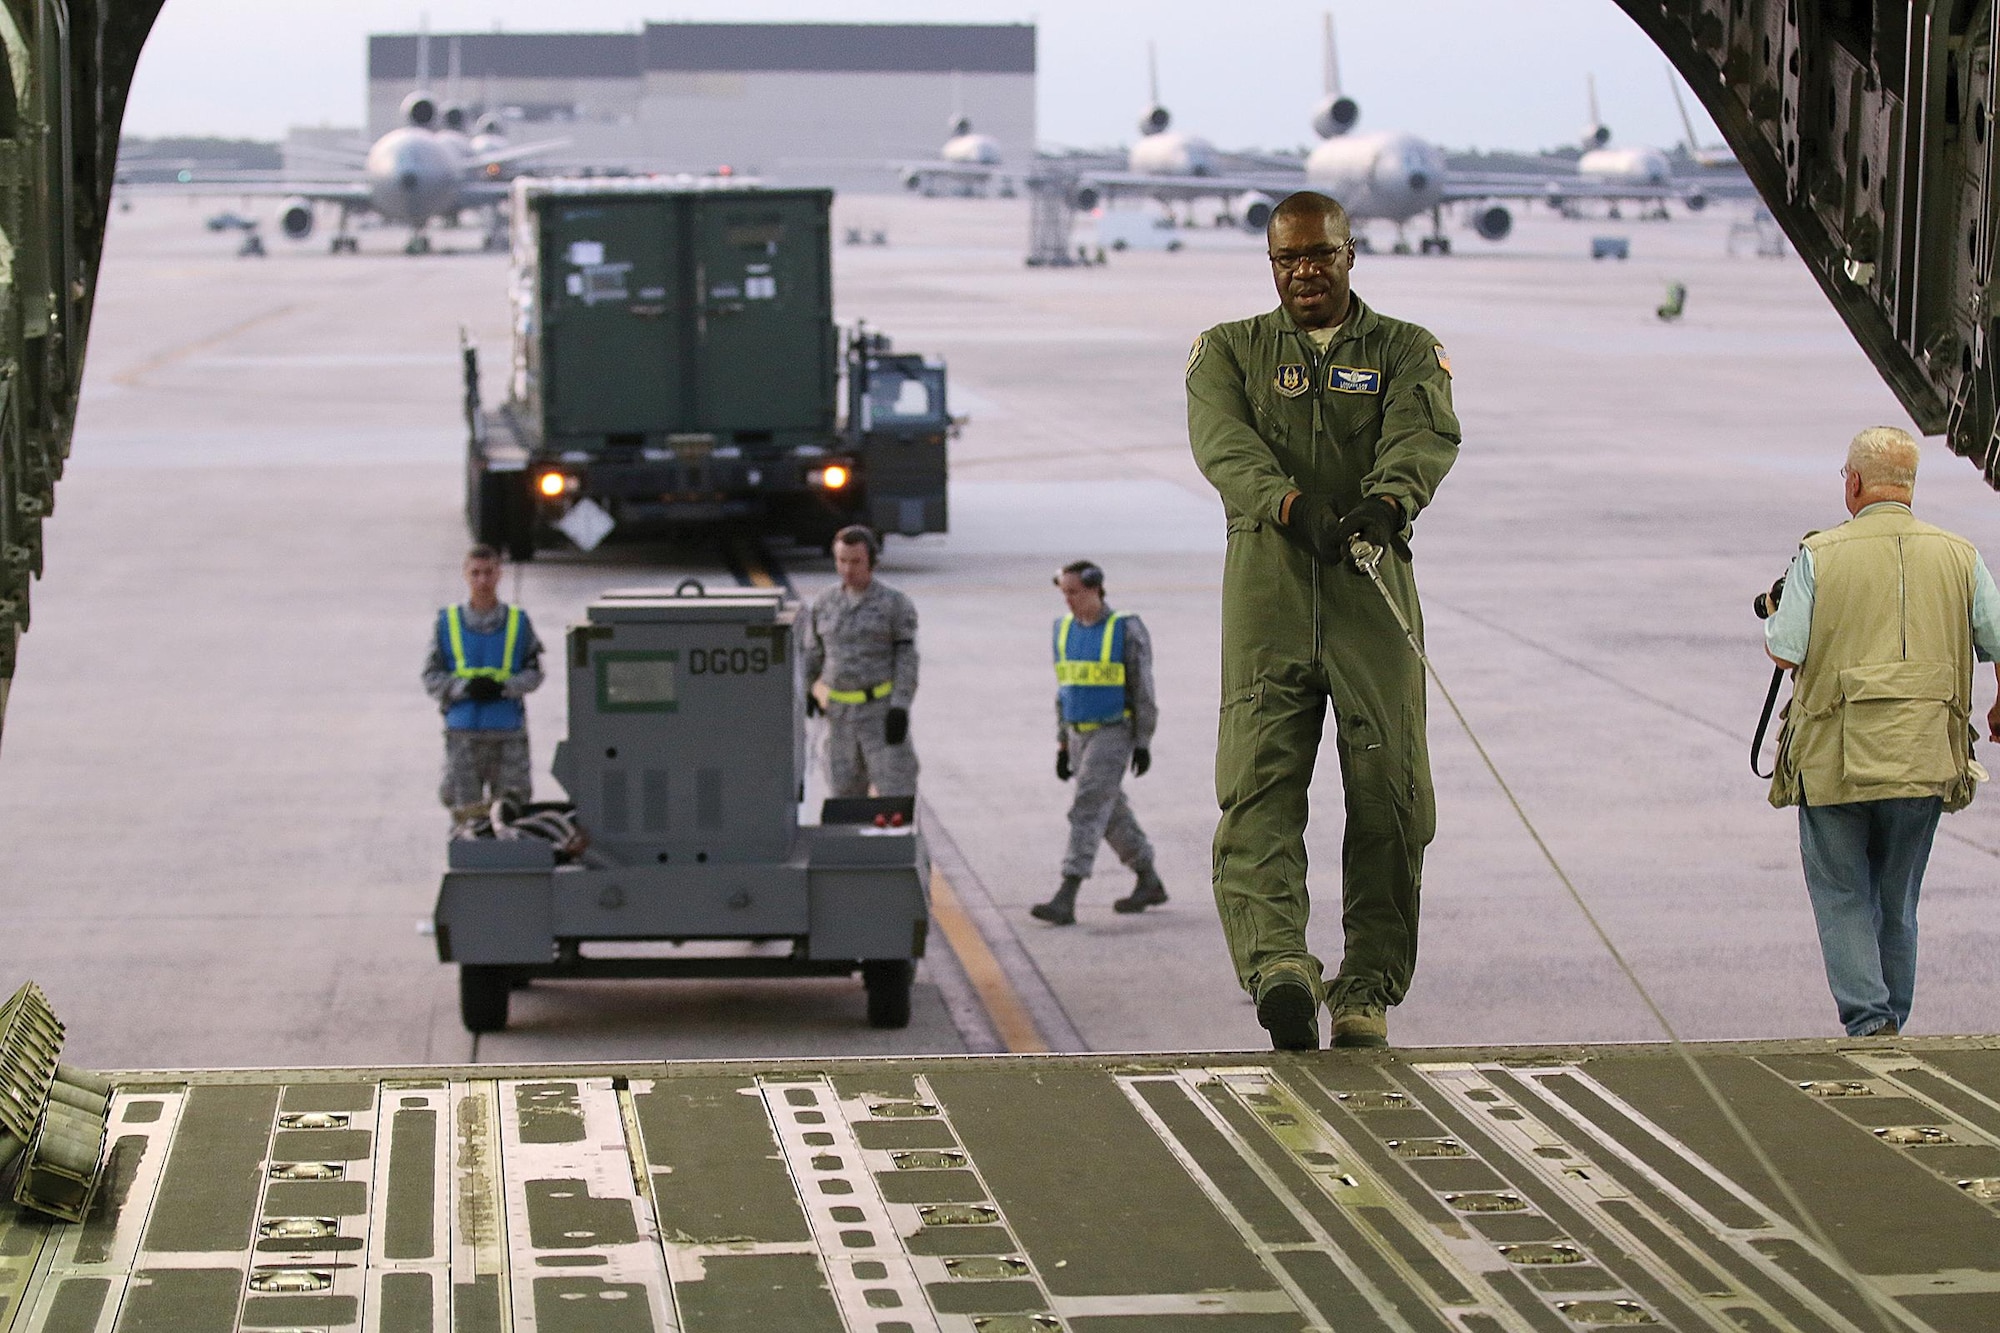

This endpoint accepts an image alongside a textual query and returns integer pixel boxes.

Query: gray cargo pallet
[4,1037,1999,1330]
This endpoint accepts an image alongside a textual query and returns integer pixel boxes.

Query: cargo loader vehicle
[462,178,951,558]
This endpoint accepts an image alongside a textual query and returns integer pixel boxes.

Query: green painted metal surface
[4,1039,2000,1330]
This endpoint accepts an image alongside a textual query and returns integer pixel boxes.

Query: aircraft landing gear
[405,231,432,256]
[329,234,358,254]
[1418,205,1451,256]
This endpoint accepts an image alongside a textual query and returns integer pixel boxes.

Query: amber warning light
[821,464,851,490]
[536,472,568,498]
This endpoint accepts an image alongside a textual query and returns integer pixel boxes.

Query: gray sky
[126,1,1723,154]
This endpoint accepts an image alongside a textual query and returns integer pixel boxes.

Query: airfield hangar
[365,22,1037,193]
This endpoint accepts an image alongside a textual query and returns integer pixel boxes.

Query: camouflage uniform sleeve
[1124,615,1158,748]
[890,589,919,710]
[803,594,827,686]
[1365,327,1461,532]
[422,612,463,710]
[504,612,545,699]
[1186,326,1294,524]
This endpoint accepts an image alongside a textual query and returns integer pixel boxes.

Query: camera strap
[1750,665,1785,778]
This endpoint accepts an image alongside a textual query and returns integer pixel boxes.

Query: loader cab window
[862,362,947,430]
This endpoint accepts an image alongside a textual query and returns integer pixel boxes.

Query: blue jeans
[1797,797,1942,1035]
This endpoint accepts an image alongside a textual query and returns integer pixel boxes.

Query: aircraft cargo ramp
[3,1040,1999,1332]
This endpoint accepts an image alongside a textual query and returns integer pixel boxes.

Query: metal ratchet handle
[1347,535,1384,577]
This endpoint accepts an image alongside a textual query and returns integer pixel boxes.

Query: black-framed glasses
[1268,242,1354,273]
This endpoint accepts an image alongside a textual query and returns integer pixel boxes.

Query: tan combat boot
[1330,1004,1388,1049]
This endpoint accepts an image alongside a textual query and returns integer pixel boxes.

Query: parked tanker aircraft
[197,35,568,254]
[899,73,1015,197]
[1066,16,1750,253]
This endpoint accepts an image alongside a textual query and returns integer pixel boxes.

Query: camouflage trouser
[440,729,532,819]
[1063,721,1155,880]
[826,697,919,798]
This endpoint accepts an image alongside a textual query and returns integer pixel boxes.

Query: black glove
[1131,746,1151,777]
[1281,492,1345,564]
[884,707,909,746]
[463,676,505,703]
[1333,496,1410,571]
[1056,748,1072,781]
[805,690,823,718]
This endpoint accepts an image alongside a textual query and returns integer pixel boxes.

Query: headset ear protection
[835,525,881,566]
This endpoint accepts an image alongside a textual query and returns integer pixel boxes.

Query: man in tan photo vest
[1765,427,2000,1036]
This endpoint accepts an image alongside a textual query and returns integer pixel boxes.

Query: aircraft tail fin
[1147,40,1159,106]
[1323,11,1342,98]
[1667,64,1701,151]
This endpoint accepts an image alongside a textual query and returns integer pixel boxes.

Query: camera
[1753,576,1786,620]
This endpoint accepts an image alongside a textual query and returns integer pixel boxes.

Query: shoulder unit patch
[1327,364,1381,394]
[1273,363,1310,397]
[1433,344,1452,376]
[1185,333,1206,379]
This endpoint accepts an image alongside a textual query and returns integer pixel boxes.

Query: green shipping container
[509,180,837,450]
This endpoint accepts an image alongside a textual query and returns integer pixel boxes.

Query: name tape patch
[1327,365,1381,394]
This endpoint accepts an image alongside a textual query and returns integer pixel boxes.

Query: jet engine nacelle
[1234,192,1276,232]
[1139,104,1170,136]
[402,91,438,128]
[443,105,468,133]
[1682,189,1708,212]
[473,112,505,138]
[1472,204,1512,241]
[1582,122,1611,150]
[901,168,924,192]
[279,197,314,240]
[948,114,972,138]
[1072,183,1102,212]
[1311,94,1360,139]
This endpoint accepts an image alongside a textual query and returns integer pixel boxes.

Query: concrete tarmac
[4,193,1998,1070]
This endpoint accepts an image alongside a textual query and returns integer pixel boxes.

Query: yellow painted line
[929,866,1048,1054]
[736,540,778,589]
[111,303,297,388]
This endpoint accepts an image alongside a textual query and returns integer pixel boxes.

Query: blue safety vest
[439,604,529,731]
[1054,611,1128,728]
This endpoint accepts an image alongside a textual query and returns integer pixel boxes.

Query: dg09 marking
[689,646,772,675]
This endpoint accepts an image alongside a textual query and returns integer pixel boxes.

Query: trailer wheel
[460,965,511,1033]
[862,960,913,1029]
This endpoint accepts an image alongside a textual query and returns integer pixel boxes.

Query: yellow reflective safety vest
[1055,612,1128,728]
[442,604,526,731]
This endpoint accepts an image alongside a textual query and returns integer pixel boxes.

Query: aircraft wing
[467,137,572,170]
[128,177,374,204]
[1437,169,1761,206]
[897,159,1011,193]
[1067,169,1296,206]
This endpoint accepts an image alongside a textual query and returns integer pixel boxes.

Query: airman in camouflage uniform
[804,526,920,798]
[423,545,545,827]
[1031,560,1166,926]
[1188,192,1460,1051]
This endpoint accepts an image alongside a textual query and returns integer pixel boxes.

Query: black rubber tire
[460,965,510,1033]
[862,960,914,1029]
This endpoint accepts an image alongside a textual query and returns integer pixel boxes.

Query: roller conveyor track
[4,1037,2000,1331]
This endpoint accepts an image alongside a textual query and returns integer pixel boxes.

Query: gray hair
[1846,426,1920,490]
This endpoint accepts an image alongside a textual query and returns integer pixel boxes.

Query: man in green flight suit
[1187,191,1461,1051]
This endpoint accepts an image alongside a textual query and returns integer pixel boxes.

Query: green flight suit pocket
[1215,689,1262,809]
[1838,660,1959,787]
